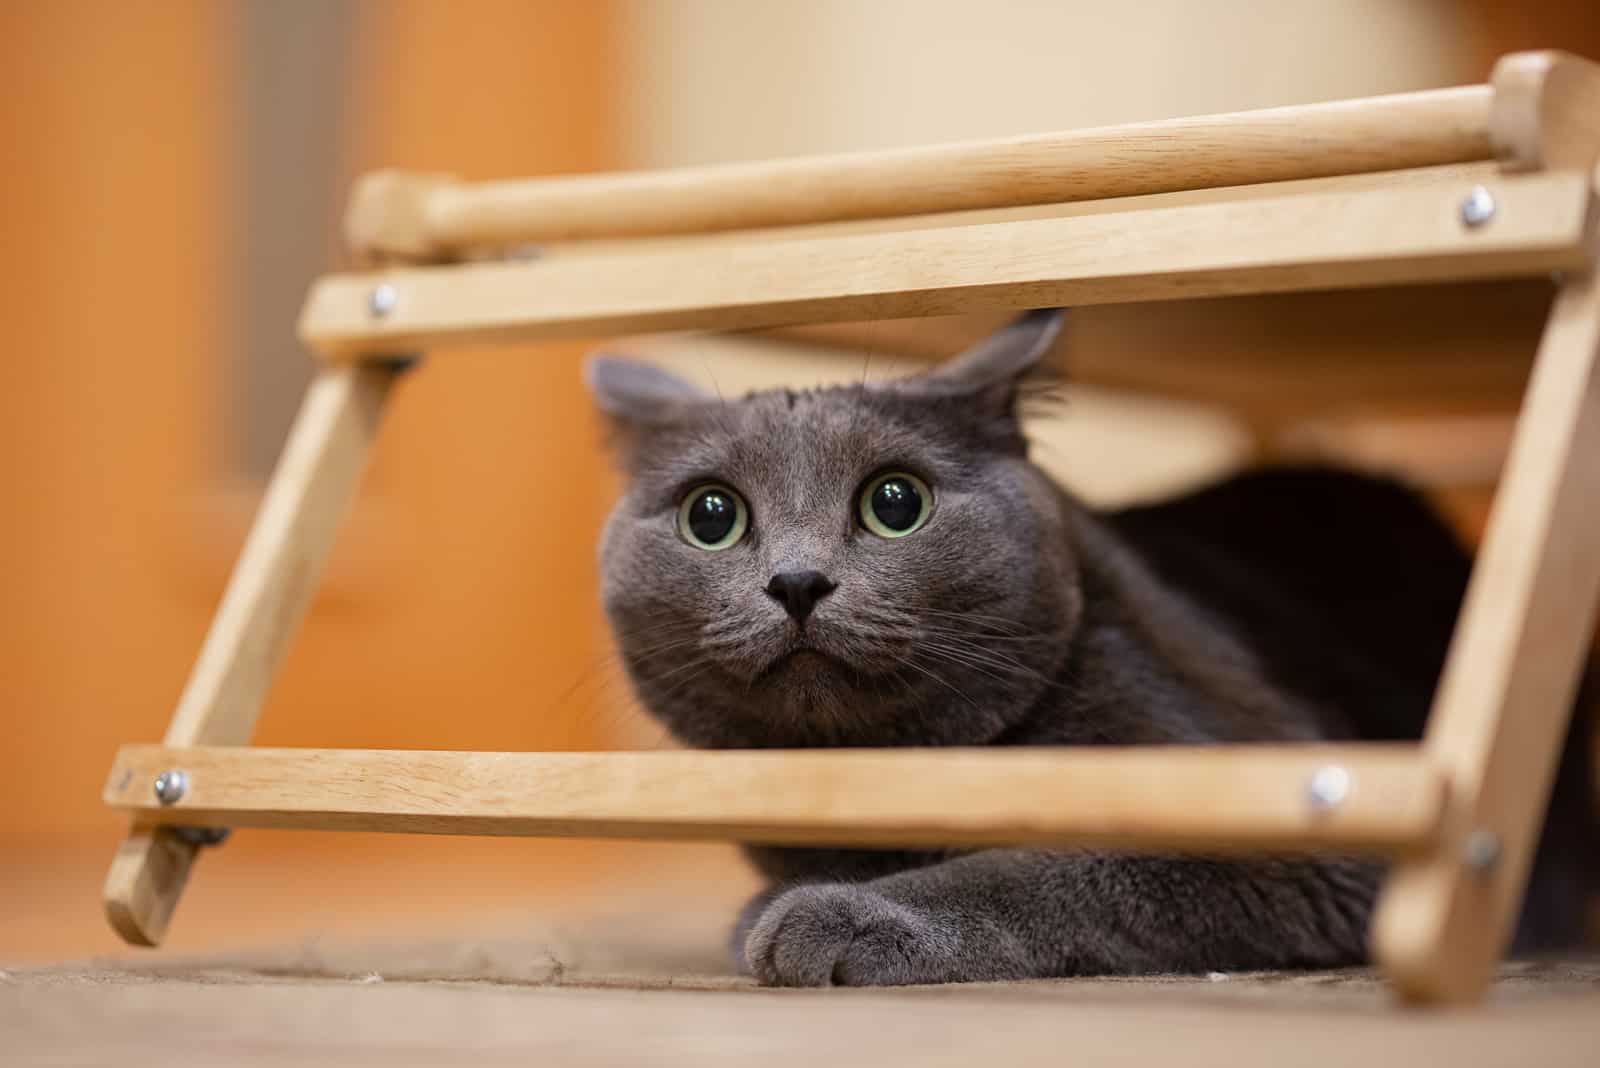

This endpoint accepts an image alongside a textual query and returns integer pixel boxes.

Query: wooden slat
[106,744,1445,856]
[301,170,1595,360]
[1373,209,1600,1003]
[344,85,1495,259]
[535,160,1518,260]
[103,366,399,947]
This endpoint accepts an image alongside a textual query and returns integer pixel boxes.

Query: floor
[9,931,1600,1066]
[6,834,1600,1066]
[0,830,759,963]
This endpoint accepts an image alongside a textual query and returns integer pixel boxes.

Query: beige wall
[622,0,1474,168]
[616,1,1485,504]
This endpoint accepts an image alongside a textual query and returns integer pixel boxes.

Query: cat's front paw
[743,883,960,987]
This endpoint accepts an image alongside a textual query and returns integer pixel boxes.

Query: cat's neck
[997,498,1332,747]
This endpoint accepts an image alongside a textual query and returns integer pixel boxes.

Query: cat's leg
[744,849,1378,986]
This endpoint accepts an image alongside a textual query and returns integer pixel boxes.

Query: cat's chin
[751,647,880,732]
[763,647,847,681]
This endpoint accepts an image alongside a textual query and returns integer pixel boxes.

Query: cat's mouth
[759,644,853,681]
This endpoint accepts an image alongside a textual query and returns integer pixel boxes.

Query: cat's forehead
[640,383,938,487]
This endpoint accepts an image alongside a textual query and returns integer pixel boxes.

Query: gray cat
[587,310,1594,986]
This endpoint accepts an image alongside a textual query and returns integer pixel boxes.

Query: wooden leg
[1372,243,1600,1002]
[104,365,399,946]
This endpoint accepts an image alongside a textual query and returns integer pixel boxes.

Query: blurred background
[3,1,1598,963]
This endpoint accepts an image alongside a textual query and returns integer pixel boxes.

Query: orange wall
[1,1,625,840]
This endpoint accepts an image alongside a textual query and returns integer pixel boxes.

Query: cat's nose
[765,570,837,623]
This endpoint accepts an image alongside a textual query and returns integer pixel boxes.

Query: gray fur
[586,310,1582,987]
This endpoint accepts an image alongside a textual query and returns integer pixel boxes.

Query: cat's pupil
[688,490,737,544]
[871,478,922,532]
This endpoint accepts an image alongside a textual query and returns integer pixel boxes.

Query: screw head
[1307,764,1351,811]
[1463,829,1502,874]
[153,769,188,806]
[1460,186,1496,228]
[368,283,399,318]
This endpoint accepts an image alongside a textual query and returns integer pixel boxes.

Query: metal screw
[1463,829,1502,874]
[153,769,188,806]
[368,283,399,318]
[1460,186,1496,228]
[1306,764,1351,812]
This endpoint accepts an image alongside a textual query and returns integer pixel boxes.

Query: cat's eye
[677,483,749,550]
[858,472,933,538]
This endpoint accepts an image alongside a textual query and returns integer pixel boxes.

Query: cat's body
[589,311,1594,986]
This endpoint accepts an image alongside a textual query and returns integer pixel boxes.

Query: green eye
[677,483,749,550]
[858,472,933,538]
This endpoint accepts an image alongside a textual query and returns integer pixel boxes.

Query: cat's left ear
[893,309,1064,437]
[923,308,1064,397]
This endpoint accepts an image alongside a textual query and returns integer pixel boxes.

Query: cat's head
[587,310,1081,748]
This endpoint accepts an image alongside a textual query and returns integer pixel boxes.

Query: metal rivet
[368,283,399,318]
[1307,764,1351,811]
[153,769,188,806]
[1464,829,1502,874]
[1460,186,1496,228]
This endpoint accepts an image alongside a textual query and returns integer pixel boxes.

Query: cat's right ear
[584,354,709,426]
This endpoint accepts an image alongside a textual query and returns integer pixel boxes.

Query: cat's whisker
[853,607,1042,643]
[629,636,708,662]
[846,352,875,440]
[912,624,1057,646]
[886,651,980,712]
[912,641,1026,689]
[543,650,677,747]
[647,654,719,686]
[546,642,643,718]
[920,640,1071,697]
[554,630,733,744]
[914,607,1037,633]
[657,664,709,696]
[916,634,1050,672]
[553,634,705,713]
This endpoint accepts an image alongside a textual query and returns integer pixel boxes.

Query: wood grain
[344,85,1496,259]
[104,366,398,946]
[105,744,1445,856]
[1373,207,1600,1003]
[302,169,1594,360]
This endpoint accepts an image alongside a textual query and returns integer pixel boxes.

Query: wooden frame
[105,50,1600,1005]
[105,745,1444,855]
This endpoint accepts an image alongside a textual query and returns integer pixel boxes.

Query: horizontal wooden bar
[106,744,1446,856]
[346,86,1494,258]
[302,169,1595,360]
